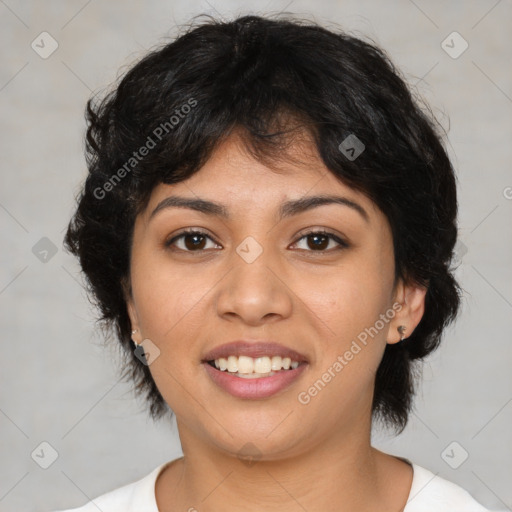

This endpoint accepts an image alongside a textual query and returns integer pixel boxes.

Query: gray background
[0,1,511,511]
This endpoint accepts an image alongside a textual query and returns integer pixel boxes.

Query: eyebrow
[149,194,369,223]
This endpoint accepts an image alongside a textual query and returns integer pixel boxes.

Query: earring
[397,325,407,341]
[131,329,138,335]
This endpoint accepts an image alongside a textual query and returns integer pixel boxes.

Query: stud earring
[397,325,407,341]
[131,329,141,347]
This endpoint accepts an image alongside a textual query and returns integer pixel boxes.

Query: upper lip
[202,341,309,363]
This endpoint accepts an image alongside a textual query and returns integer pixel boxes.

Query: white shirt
[53,459,493,511]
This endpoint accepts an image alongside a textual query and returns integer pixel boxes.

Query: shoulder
[404,463,492,512]
[49,461,170,512]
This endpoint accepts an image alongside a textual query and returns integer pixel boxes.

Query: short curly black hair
[65,13,463,433]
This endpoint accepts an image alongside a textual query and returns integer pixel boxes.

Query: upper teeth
[214,355,300,373]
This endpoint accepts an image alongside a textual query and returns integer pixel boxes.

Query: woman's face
[127,131,425,460]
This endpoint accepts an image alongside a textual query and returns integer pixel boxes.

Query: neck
[156,420,412,512]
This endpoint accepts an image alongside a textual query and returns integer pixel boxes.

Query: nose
[215,243,293,326]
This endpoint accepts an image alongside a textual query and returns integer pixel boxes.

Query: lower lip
[202,362,308,399]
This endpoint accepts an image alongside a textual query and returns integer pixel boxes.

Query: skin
[127,129,427,512]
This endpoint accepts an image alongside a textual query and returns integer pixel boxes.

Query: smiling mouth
[202,354,308,399]
[205,355,306,379]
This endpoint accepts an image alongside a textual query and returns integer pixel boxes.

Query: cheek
[130,250,213,343]
[294,273,390,415]
[301,262,391,336]
[129,257,214,405]
[295,252,393,389]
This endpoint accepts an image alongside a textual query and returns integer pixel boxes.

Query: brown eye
[166,230,220,252]
[293,230,348,252]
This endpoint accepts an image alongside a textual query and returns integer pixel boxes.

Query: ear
[387,278,428,344]
[123,277,142,343]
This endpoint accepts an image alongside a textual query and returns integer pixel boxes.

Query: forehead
[142,131,383,227]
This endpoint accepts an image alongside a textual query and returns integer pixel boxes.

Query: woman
[54,13,493,512]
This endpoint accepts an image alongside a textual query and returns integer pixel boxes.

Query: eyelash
[165,228,349,253]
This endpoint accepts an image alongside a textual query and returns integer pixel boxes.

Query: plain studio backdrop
[0,1,511,511]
